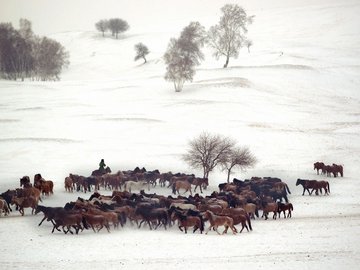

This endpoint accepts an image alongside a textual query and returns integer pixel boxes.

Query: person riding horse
[99,159,106,173]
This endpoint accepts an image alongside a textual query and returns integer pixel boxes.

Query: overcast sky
[0,0,234,35]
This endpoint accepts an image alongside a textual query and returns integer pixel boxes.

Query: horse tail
[327,182,330,194]
[246,213,252,231]
[290,203,293,211]
[285,184,291,194]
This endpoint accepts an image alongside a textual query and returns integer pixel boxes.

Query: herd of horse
[0,161,341,235]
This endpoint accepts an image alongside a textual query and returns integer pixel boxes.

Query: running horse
[34,174,54,196]
[20,176,32,188]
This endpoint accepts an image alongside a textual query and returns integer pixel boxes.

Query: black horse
[91,166,111,177]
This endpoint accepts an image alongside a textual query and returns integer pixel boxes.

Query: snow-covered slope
[0,0,359,269]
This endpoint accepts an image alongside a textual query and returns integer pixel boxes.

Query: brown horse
[312,180,330,195]
[204,210,237,235]
[172,180,192,196]
[52,211,85,234]
[20,176,32,188]
[11,196,38,216]
[86,208,119,229]
[192,177,209,193]
[82,213,111,233]
[15,187,42,204]
[260,201,278,220]
[221,207,252,231]
[171,209,204,234]
[34,174,54,196]
[277,202,293,218]
[64,177,73,192]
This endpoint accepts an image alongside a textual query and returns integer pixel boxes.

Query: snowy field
[0,0,360,269]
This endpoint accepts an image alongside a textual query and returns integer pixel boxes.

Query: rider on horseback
[99,159,106,173]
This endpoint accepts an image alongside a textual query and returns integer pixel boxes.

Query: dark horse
[296,179,330,196]
[313,162,325,175]
[20,176,32,188]
[277,202,294,218]
[91,166,111,177]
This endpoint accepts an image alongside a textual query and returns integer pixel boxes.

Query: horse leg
[38,216,47,226]
[205,225,212,235]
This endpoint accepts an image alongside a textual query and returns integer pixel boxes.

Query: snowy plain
[0,0,360,269]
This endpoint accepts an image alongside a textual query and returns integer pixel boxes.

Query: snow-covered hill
[0,0,359,269]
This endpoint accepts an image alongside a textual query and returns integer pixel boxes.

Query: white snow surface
[0,0,360,269]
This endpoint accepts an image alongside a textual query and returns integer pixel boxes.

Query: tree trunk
[227,169,231,183]
[143,56,147,63]
[223,55,230,68]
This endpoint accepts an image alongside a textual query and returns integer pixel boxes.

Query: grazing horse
[192,177,208,193]
[172,180,192,196]
[277,202,293,218]
[0,199,10,216]
[314,162,325,175]
[204,210,237,235]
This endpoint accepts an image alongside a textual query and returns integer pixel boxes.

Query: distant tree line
[0,19,69,81]
[95,18,129,39]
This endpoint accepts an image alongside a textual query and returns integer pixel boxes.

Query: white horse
[124,180,149,193]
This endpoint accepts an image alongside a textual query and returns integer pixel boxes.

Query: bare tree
[183,132,235,179]
[164,21,205,92]
[134,42,149,63]
[108,18,129,39]
[220,146,257,183]
[95,20,108,37]
[207,4,254,68]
